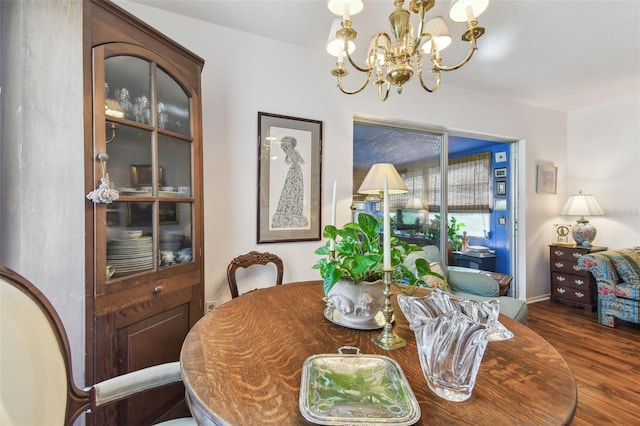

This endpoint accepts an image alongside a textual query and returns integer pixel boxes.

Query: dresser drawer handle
[555,262,564,268]
[557,276,566,282]
[153,286,163,295]
[572,253,581,258]
[554,250,564,256]
[557,287,566,294]
[575,279,584,286]
[575,291,584,298]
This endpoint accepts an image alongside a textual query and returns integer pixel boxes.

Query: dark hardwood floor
[526,300,640,425]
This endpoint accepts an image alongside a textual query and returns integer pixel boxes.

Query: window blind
[428,152,492,213]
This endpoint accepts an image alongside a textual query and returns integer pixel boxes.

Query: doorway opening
[353,117,519,296]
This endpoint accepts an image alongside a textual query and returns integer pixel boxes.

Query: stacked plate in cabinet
[107,236,153,275]
[159,231,184,251]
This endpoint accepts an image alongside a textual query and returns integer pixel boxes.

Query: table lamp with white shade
[358,163,408,350]
[560,191,605,247]
[358,163,409,198]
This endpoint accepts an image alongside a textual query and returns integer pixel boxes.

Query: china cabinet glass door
[93,44,195,296]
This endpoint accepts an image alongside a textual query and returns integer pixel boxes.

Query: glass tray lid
[299,346,420,425]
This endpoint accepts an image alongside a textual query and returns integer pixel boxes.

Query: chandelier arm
[414,5,427,52]
[344,49,374,73]
[432,38,478,72]
[417,67,440,93]
[337,71,373,95]
[377,81,391,101]
[343,32,391,73]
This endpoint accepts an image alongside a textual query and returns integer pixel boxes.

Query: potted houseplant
[313,212,442,327]
[425,214,466,263]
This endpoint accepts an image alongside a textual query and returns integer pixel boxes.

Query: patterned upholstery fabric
[611,250,640,283]
[578,247,640,327]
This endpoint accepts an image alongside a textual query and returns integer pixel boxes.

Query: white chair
[0,264,195,426]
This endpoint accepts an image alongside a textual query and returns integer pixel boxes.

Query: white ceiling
[130,0,640,112]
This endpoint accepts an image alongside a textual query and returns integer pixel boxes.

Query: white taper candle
[383,175,390,269]
[330,180,337,251]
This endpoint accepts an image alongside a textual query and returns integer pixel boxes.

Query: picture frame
[130,164,164,188]
[494,167,507,178]
[498,217,507,225]
[496,180,506,196]
[257,112,322,243]
[552,223,573,246]
[536,164,557,194]
[127,201,178,226]
[494,151,507,163]
[107,209,120,226]
[494,198,507,211]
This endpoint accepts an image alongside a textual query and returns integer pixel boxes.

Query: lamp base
[571,220,597,247]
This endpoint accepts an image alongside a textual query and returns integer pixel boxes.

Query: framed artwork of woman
[257,112,322,243]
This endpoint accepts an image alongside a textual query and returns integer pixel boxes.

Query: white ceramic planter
[326,280,385,326]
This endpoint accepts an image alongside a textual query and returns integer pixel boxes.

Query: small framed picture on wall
[536,164,557,194]
[496,181,506,195]
[494,151,507,163]
[494,198,507,211]
[494,167,507,178]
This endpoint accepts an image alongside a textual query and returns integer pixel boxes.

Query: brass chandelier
[326,0,490,101]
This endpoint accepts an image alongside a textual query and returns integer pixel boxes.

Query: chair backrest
[403,245,450,278]
[226,251,284,298]
[0,265,89,426]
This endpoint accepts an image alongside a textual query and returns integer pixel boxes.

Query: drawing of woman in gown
[271,136,309,228]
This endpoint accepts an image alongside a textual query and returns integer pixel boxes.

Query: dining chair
[226,251,284,298]
[0,264,195,426]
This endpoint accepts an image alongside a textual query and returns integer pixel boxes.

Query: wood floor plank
[526,300,640,425]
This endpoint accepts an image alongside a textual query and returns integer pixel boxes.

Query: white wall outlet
[206,300,217,313]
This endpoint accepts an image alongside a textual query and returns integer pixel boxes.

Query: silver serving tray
[299,347,420,425]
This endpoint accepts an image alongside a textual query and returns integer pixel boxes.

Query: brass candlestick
[372,268,406,350]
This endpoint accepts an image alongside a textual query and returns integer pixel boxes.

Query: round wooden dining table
[180,281,576,425]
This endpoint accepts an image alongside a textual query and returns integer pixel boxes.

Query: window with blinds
[427,152,492,213]
[356,152,492,221]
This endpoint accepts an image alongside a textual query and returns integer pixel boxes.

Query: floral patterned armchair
[577,247,640,327]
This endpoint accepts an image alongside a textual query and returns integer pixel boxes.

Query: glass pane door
[94,45,195,293]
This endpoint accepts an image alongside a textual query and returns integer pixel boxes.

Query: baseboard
[526,294,550,304]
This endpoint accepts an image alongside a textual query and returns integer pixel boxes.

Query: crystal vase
[398,289,514,402]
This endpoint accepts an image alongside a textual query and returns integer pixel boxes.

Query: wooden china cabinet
[84,1,204,424]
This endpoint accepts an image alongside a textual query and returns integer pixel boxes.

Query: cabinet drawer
[550,246,588,262]
[551,272,591,290]
[550,259,588,276]
[552,284,594,304]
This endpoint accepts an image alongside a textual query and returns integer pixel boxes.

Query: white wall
[0,0,85,386]
[566,97,640,249]
[117,0,571,306]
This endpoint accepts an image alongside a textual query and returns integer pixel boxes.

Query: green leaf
[315,245,330,256]
[322,225,338,240]
[358,213,380,240]
[323,263,340,294]
[351,254,379,276]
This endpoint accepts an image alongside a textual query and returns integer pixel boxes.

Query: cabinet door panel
[117,304,190,425]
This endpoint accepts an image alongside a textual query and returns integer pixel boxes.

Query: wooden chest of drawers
[549,244,607,311]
